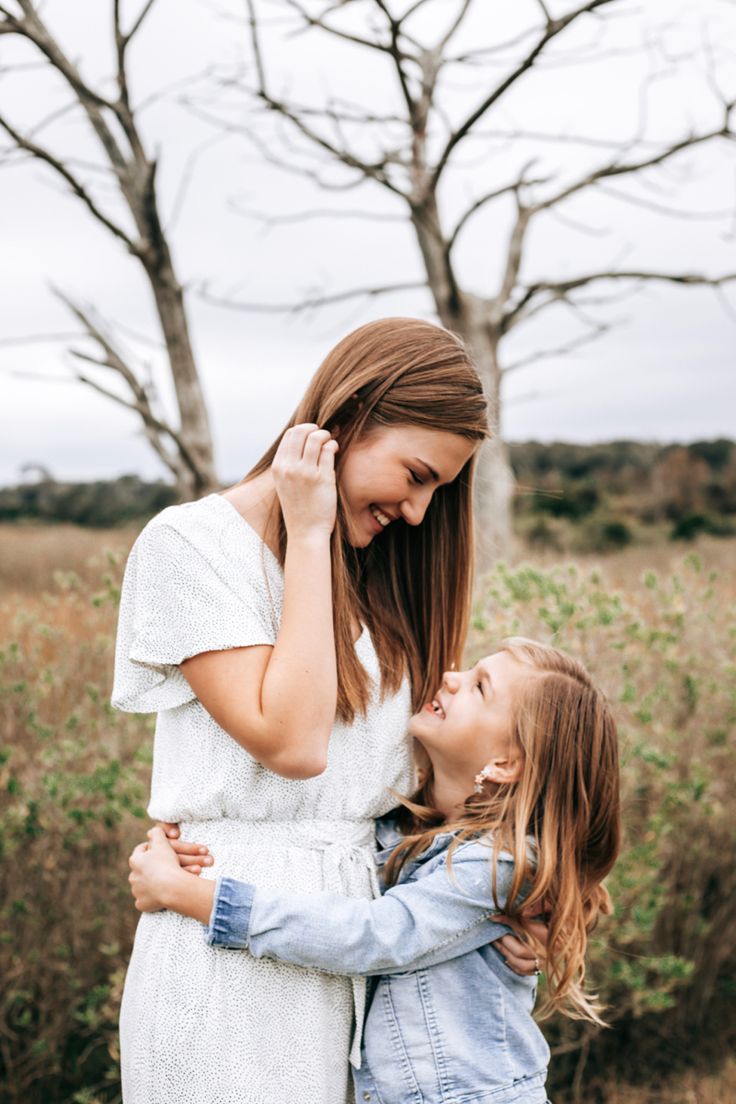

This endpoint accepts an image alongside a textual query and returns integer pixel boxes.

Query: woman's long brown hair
[243,317,489,722]
[384,639,622,1024]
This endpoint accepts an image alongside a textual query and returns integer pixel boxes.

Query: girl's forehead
[475,651,532,686]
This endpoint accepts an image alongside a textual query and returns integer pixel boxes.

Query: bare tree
[192,0,736,556]
[0,0,217,497]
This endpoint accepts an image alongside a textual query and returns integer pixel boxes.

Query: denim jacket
[206,814,551,1104]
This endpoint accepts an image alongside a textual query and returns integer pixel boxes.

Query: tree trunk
[129,162,219,500]
[145,259,219,498]
[457,308,514,568]
[409,204,514,563]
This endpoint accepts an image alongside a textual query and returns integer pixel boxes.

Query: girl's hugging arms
[130,828,541,978]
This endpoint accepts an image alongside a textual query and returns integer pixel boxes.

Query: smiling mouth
[369,505,393,528]
[424,698,446,719]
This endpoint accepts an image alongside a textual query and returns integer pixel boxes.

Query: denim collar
[374,810,465,872]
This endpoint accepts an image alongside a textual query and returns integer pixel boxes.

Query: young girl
[129,638,621,1104]
[113,317,539,1104]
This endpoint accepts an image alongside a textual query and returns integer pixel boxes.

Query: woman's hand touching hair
[271,424,339,541]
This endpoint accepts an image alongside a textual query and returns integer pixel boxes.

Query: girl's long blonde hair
[244,317,489,722]
[385,638,621,1024]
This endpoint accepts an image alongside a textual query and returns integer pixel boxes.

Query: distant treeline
[510,438,736,549]
[1,440,735,546]
[0,475,178,527]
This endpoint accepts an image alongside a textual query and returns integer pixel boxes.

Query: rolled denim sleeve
[205,843,518,976]
[206,877,257,948]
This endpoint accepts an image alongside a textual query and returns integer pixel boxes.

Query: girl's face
[337,425,476,548]
[409,651,529,785]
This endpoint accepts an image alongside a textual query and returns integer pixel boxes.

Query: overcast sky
[1,0,735,485]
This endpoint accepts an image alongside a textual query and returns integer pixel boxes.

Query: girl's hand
[492,912,549,977]
[155,822,214,875]
[271,424,339,540]
[128,826,188,912]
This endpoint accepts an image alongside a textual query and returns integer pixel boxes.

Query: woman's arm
[181,425,338,780]
[130,829,533,978]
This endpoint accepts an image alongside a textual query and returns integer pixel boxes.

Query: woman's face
[338,425,476,548]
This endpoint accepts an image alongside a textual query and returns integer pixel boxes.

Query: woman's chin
[343,515,375,548]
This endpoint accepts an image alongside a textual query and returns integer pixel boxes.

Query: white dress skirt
[112,494,415,1104]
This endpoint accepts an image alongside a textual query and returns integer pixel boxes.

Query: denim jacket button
[362,1094,371,1101]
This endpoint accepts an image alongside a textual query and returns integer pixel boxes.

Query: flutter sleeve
[111,518,277,714]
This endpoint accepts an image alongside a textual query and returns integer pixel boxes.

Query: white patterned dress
[112,494,414,1104]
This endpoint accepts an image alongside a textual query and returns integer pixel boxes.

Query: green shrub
[670,513,736,541]
[574,516,634,553]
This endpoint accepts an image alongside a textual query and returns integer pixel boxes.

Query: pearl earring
[473,763,494,793]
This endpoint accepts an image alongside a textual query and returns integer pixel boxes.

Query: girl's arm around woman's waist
[200,840,515,977]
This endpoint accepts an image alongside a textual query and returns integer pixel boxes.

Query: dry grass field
[2,518,733,600]
[1,520,734,1104]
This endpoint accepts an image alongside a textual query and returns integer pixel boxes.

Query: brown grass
[509,531,736,585]
[0,523,138,596]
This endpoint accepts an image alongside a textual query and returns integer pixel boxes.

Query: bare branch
[545,203,611,238]
[25,98,80,142]
[55,287,202,482]
[436,0,473,52]
[228,201,406,226]
[55,291,149,400]
[0,331,85,349]
[281,0,396,56]
[2,1,141,198]
[126,0,158,44]
[0,112,135,249]
[166,131,227,233]
[468,127,659,152]
[73,369,182,480]
[371,0,417,121]
[113,0,152,162]
[502,321,612,374]
[446,168,551,255]
[196,279,428,314]
[186,99,370,190]
[371,0,424,52]
[535,123,736,215]
[506,268,736,330]
[494,200,533,322]
[244,0,407,196]
[431,0,621,190]
[447,25,539,66]
[594,182,736,223]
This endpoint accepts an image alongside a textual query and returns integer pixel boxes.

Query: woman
[112,317,531,1104]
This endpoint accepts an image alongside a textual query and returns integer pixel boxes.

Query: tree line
[3,439,733,544]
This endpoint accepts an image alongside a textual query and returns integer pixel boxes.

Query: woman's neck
[223,472,280,557]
